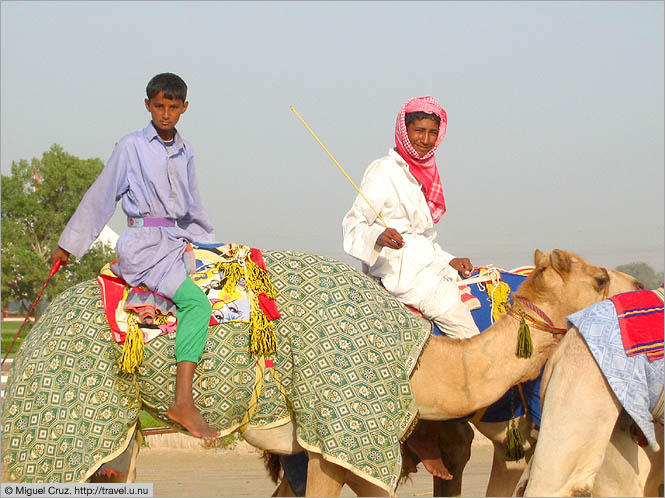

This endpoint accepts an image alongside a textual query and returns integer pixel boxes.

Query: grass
[1,320,29,358]
[139,410,166,429]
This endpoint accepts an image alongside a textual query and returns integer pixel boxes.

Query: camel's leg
[517,419,664,497]
[476,417,537,497]
[272,477,296,497]
[345,471,389,496]
[433,420,474,497]
[524,329,621,496]
[593,412,664,497]
[643,422,664,497]
[273,450,386,497]
[513,458,532,497]
[304,451,345,497]
[280,452,308,496]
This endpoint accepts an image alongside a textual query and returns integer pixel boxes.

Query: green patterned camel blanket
[2,250,430,492]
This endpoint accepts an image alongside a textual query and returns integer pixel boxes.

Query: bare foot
[406,422,453,480]
[167,402,220,441]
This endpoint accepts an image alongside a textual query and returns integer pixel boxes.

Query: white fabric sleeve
[435,244,456,266]
[342,162,391,267]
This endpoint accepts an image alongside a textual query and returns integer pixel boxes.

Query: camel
[258,249,643,496]
[520,308,664,497]
[435,416,538,497]
[1,248,641,496]
[516,408,663,497]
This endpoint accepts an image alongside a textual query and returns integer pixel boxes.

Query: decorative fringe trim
[120,313,144,374]
[399,415,419,444]
[249,296,277,357]
[246,260,277,299]
[116,245,278,372]
[219,262,244,295]
[516,315,533,358]
[220,252,277,358]
[153,313,171,325]
[506,421,525,461]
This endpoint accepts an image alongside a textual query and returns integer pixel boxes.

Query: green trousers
[172,277,212,363]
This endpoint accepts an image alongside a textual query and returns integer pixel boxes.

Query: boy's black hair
[405,111,441,127]
[146,73,188,101]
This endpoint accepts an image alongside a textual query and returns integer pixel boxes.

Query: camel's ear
[534,249,543,266]
[550,249,571,275]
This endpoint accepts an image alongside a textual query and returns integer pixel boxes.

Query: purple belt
[127,216,176,228]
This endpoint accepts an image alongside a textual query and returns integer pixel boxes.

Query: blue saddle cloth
[431,269,542,427]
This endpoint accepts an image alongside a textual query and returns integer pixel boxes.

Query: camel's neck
[410,313,560,420]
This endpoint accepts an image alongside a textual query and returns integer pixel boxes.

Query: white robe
[343,148,478,338]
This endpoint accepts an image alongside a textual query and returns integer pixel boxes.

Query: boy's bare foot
[406,421,453,480]
[170,360,219,440]
[167,402,219,441]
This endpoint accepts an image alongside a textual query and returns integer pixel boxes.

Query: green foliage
[1,145,116,315]
[615,262,664,290]
[138,410,166,429]
[1,320,24,357]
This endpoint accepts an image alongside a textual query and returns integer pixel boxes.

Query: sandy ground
[135,433,494,497]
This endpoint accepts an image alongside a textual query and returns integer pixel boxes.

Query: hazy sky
[2,1,663,272]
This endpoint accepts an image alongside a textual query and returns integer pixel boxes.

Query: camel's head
[512,249,643,327]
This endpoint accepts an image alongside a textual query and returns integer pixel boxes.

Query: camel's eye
[594,275,608,290]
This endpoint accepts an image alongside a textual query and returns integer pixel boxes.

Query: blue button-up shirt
[58,122,216,298]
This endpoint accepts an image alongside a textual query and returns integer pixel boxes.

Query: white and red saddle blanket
[96,243,280,345]
[568,287,664,450]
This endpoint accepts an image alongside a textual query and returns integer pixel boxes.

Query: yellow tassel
[248,296,276,357]
[153,313,172,325]
[486,280,511,321]
[516,315,533,358]
[215,251,279,358]
[506,421,525,461]
[245,260,277,299]
[220,262,244,295]
[120,313,144,374]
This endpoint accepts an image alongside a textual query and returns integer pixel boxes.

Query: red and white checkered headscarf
[395,96,447,223]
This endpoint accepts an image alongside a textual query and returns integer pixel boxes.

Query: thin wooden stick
[290,106,387,227]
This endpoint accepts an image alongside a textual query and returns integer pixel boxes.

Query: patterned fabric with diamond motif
[2,250,430,492]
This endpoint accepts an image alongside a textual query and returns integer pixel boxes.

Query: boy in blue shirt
[52,73,220,440]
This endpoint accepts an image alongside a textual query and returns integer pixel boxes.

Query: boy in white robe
[343,96,479,479]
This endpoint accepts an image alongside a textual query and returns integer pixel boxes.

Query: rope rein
[505,304,567,335]
[474,267,503,325]
[512,295,555,327]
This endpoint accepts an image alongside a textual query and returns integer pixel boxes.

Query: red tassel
[257,293,281,320]
[250,248,267,270]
